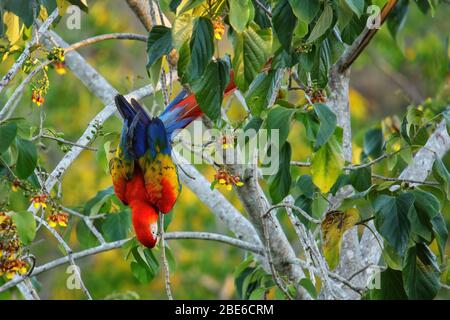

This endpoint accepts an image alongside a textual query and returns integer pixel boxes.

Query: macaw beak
[149,220,159,246]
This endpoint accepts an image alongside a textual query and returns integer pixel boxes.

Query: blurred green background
[0,0,449,299]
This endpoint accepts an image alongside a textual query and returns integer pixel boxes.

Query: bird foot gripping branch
[109,72,236,248]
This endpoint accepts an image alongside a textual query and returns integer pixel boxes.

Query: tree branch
[0,232,264,294]
[65,33,147,52]
[336,0,399,73]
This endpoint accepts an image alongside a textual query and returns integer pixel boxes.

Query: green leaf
[432,157,450,200]
[272,0,296,50]
[314,103,337,150]
[249,287,266,300]
[269,142,292,204]
[192,57,231,120]
[146,26,173,68]
[266,106,295,146]
[188,17,214,81]
[244,116,263,133]
[363,128,384,159]
[311,136,344,193]
[148,57,163,89]
[170,0,182,12]
[245,69,283,115]
[296,175,316,198]
[131,246,159,283]
[0,122,17,153]
[11,211,36,245]
[130,261,153,283]
[409,189,440,243]
[387,0,409,39]
[349,167,372,192]
[84,187,115,216]
[253,0,271,28]
[299,278,318,299]
[172,14,193,50]
[38,0,57,12]
[344,0,364,18]
[15,138,37,179]
[443,111,450,135]
[321,208,359,269]
[76,220,100,248]
[430,214,448,262]
[229,0,253,33]
[373,193,414,256]
[177,40,191,83]
[101,211,131,242]
[232,26,270,92]
[289,0,320,23]
[3,0,35,27]
[307,3,333,43]
[403,243,440,299]
[178,0,205,14]
[365,268,408,300]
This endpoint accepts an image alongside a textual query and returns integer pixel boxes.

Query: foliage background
[0,0,449,299]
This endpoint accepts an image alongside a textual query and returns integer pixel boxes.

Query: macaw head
[131,201,159,248]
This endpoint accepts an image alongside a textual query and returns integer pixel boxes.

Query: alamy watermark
[173,121,281,175]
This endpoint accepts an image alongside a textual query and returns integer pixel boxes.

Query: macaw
[109,74,236,248]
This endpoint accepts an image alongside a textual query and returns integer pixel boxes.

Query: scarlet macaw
[110,75,236,248]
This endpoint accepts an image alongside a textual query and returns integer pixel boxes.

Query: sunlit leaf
[229,0,254,33]
[311,136,344,193]
[172,14,193,50]
[321,208,359,269]
[232,25,270,92]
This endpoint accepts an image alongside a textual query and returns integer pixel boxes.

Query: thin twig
[159,215,173,300]
[32,134,98,151]
[254,0,272,17]
[65,33,147,52]
[0,61,51,120]
[336,0,399,72]
[62,206,106,244]
[372,174,439,186]
[33,215,93,300]
[265,202,322,224]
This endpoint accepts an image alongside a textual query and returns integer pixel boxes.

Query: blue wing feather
[147,117,171,159]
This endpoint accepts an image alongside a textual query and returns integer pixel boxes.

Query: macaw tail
[159,71,237,138]
[114,95,148,158]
